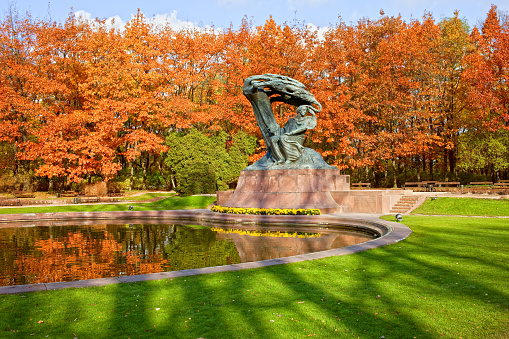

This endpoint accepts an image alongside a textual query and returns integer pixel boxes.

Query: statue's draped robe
[271,115,317,163]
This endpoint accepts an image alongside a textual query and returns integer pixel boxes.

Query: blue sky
[3,0,507,30]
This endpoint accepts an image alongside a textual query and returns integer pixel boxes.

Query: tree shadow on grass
[1,217,508,338]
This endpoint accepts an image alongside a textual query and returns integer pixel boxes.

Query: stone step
[392,207,412,211]
[390,209,410,214]
[390,195,417,213]
[393,204,413,208]
[390,194,425,214]
[398,197,420,202]
[392,204,412,209]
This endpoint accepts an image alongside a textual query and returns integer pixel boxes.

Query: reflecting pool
[0,221,376,286]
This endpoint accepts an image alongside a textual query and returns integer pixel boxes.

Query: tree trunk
[391,159,398,188]
[443,149,448,180]
[416,157,421,182]
[170,175,176,190]
[156,157,170,189]
[142,162,147,190]
[141,153,148,190]
[430,159,434,180]
[129,160,134,191]
[22,161,30,191]
[449,148,456,175]
[48,177,53,192]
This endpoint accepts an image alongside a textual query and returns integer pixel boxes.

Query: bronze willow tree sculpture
[242,74,335,170]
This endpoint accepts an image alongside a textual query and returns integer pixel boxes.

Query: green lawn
[0,195,216,214]
[121,192,177,201]
[413,197,509,216]
[0,199,508,338]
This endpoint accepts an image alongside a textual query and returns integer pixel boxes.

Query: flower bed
[211,227,322,238]
[211,205,321,215]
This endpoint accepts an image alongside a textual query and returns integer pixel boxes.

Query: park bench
[403,182,424,188]
[494,181,509,188]
[436,182,460,188]
[79,195,101,203]
[57,191,78,198]
[469,181,493,187]
[13,190,35,198]
[107,191,125,197]
[404,181,439,191]
[351,183,371,189]
[421,181,440,192]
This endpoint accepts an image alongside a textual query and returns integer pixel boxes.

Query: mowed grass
[0,201,508,338]
[0,195,217,214]
[121,192,177,201]
[413,197,509,216]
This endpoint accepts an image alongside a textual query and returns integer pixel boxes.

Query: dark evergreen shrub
[177,162,217,196]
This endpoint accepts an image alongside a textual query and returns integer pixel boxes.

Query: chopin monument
[241,74,336,170]
[220,74,349,213]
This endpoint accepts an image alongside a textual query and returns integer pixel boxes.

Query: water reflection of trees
[0,224,241,286]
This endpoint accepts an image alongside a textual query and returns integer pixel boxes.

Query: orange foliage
[0,7,505,182]
[463,5,509,131]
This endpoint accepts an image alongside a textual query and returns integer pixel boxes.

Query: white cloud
[74,10,93,22]
[73,10,196,31]
[105,15,126,31]
[306,22,328,40]
[147,11,195,30]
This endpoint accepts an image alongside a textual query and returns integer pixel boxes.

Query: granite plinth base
[222,169,349,213]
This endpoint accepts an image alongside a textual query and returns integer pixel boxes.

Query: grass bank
[0,195,217,214]
[412,197,509,216]
[0,213,507,337]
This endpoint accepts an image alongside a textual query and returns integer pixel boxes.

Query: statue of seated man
[270,105,317,164]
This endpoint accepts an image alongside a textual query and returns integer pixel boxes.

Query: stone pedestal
[222,169,349,213]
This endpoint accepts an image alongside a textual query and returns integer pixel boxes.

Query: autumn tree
[460,5,509,180]
[428,13,473,177]
[1,6,507,189]
[307,20,367,171]
[464,5,509,132]
[0,8,55,190]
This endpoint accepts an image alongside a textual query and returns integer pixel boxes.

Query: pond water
[0,220,376,286]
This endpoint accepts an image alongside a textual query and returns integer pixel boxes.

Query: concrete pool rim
[0,209,412,295]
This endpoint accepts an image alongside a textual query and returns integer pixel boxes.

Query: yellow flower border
[211,205,321,215]
[211,227,322,238]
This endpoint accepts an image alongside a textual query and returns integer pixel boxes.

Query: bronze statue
[243,74,334,170]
